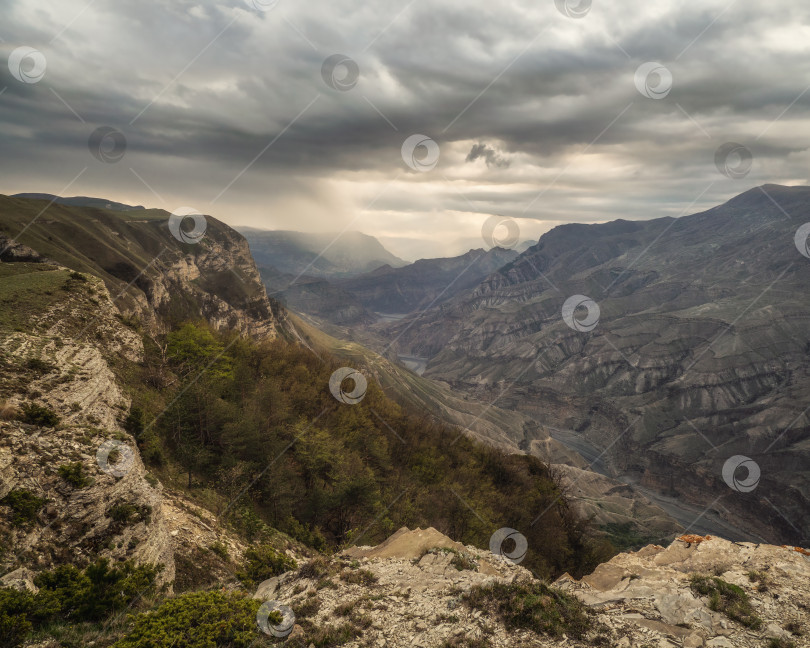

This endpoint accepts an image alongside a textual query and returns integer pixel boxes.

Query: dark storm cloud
[1,0,810,255]
[466,144,510,168]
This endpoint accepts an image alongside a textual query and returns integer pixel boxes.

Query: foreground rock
[256,528,810,647]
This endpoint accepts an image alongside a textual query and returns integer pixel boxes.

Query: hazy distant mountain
[336,247,520,314]
[381,184,810,545]
[238,228,406,279]
[258,265,374,326]
[516,239,538,253]
[12,193,145,211]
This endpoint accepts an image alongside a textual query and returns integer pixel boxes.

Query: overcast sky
[2,0,810,259]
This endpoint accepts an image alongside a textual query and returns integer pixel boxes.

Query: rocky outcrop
[0,271,175,588]
[255,528,810,647]
[558,535,810,648]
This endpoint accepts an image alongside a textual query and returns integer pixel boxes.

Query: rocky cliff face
[0,270,175,587]
[380,185,810,546]
[252,527,810,648]
[0,264,289,596]
[0,195,282,340]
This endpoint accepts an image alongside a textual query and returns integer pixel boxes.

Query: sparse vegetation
[340,568,378,586]
[689,574,762,629]
[462,580,591,638]
[747,569,770,592]
[441,638,493,648]
[420,546,479,571]
[767,639,796,648]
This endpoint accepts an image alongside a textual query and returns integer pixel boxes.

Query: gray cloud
[1,0,810,258]
[466,143,510,168]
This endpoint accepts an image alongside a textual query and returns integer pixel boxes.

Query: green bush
[0,489,47,527]
[237,544,297,588]
[114,590,268,648]
[209,541,229,560]
[462,580,591,639]
[18,402,59,427]
[123,406,144,437]
[24,357,55,374]
[57,463,93,488]
[34,558,163,622]
[106,502,152,526]
[689,574,762,629]
[0,559,160,647]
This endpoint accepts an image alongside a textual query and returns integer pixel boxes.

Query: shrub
[0,559,161,647]
[114,590,264,648]
[0,589,33,648]
[462,581,591,639]
[57,462,93,488]
[306,622,362,648]
[339,569,377,586]
[18,402,59,427]
[768,639,796,648]
[689,574,762,629]
[106,502,152,526]
[34,558,162,622]
[24,357,54,374]
[123,406,144,437]
[0,489,47,527]
[236,544,297,588]
[298,557,334,581]
[209,541,229,560]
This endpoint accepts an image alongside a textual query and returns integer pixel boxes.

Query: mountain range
[376,184,810,546]
[1,188,808,648]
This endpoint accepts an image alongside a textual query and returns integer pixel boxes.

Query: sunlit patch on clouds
[1,0,810,259]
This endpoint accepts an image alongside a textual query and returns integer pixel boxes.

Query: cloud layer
[2,0,810,258]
